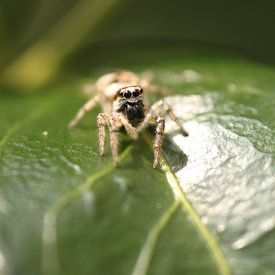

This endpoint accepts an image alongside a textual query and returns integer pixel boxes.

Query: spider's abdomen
[119,101,145,126]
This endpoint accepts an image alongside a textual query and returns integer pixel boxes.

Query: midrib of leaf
[41,145,134,275]
[143,133,232,275]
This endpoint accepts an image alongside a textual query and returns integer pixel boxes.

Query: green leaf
[1,44,275,275]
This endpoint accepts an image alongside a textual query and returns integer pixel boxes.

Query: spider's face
[116,86,145,125]
[116,86,143,102]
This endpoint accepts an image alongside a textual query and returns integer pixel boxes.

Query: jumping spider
[68,70,188,168]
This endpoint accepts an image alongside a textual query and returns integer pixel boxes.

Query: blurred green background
[1,0,275,89]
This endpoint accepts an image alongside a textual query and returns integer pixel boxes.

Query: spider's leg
[97,113,109,156]
[146,85,172,95]
[153,116,165,168]
[82,84,96,96]
[140,71,154,88]
[68,95,100,129]
[108,116,120,165]
[153,100,188,136]
[119,114,138,140]
[136,112,163,168]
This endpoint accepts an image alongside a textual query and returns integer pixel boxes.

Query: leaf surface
[1,44,275,275]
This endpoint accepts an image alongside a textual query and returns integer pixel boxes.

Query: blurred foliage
[1,0,275,89]
[0,0,128,88]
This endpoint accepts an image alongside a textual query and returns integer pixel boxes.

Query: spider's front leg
[108,116,120,165]
[152,100,188,137]
[153,116,165,168]
[136,112,165,168]
[97,113,121,165]
[97,113,109,156]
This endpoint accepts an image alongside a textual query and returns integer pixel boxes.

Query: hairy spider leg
[153,116,165,168]
[151,99,188,136]
[97,113,109,156]
[133,111,165,167]
[97,113,121,165]
[108,116,120,165]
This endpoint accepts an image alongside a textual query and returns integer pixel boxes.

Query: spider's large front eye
[124,91,131,98]
[133,90,139,97]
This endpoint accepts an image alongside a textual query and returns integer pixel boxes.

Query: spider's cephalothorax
[115,86,145,126]
[68,70,188,168]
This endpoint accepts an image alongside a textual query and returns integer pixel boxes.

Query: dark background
[1,0,275,87]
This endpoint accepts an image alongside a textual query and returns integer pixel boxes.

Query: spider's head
[116,86,143,102]
[115,86,145,125]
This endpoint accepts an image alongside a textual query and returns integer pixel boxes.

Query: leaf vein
[143,133,231,275]
[131,200,180,275]
[41,145,133,275]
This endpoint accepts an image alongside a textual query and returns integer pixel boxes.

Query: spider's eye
[139,88,143,94]
[133,90,139,97]
[124,91,131,98]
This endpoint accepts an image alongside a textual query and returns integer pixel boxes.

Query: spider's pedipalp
[119,114,139,140]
